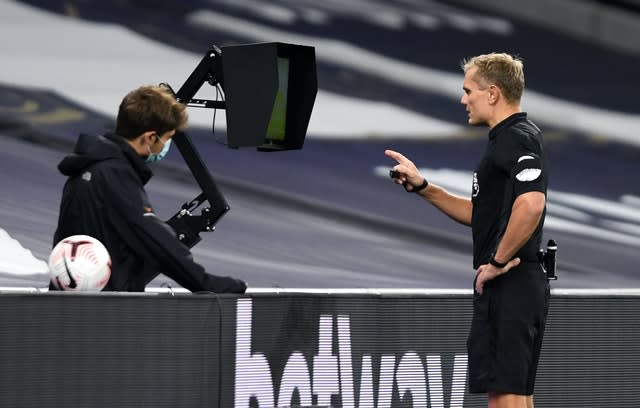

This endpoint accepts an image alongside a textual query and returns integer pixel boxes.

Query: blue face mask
[146,137,171,163]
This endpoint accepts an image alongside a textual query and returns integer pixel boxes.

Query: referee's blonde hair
[462,53,524,105]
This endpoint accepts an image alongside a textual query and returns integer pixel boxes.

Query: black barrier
[0,290,639,407]
[0,292,223,408]
[226,295,476,408]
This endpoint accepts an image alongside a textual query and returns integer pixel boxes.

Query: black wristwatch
[409,178,429,194]
[489,256,508,268]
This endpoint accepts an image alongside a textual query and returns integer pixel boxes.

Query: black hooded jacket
[53,133,246,293]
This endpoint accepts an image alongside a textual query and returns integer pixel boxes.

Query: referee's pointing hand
[385,149,426,190]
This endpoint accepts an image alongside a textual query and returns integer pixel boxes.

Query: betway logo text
[235,299,467,408]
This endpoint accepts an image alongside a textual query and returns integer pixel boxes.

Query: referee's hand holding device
[385,149,429,194]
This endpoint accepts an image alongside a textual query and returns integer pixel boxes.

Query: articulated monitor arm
[166,46,229,248]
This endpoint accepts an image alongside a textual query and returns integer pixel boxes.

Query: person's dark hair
[115,85,188,140]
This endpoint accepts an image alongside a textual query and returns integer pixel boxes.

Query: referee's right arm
[417,183,472,226]
[385,149,472,226]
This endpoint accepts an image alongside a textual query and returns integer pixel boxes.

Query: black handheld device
[538,239,558,280]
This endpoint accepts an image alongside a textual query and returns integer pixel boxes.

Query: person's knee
[526,395,534,408]
[488,391,530,408]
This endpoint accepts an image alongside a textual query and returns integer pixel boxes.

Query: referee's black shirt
[471,112,547,269]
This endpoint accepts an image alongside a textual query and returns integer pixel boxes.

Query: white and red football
[48,235,111,291]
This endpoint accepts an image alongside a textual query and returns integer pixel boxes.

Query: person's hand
[231,278,247,294]
[208,276,247,294]
[474,257,521,295]
[385,149,427,192]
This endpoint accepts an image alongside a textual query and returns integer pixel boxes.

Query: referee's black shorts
[467,262,550,395]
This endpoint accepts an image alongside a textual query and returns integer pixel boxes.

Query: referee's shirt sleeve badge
[514,154,542,182]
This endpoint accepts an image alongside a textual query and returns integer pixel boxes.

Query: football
[48,235,111,291]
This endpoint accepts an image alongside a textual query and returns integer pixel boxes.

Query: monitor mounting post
[166,46,229,248]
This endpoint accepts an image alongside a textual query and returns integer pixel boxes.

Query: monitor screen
[265,57,289,142]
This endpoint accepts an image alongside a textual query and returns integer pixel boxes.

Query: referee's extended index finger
[384,149,409,164]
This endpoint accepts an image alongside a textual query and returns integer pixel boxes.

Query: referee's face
[461,67,491,127]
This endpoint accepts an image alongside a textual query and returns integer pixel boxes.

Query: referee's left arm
[474,191,544,294]
[492,191,545,265]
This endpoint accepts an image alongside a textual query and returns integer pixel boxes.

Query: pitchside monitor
[220,42,317,151]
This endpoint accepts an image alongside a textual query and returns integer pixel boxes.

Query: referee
[386,53,550,408]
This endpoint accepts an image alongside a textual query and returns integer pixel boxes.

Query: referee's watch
[489,255,508,268]
[409,178,429,194]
